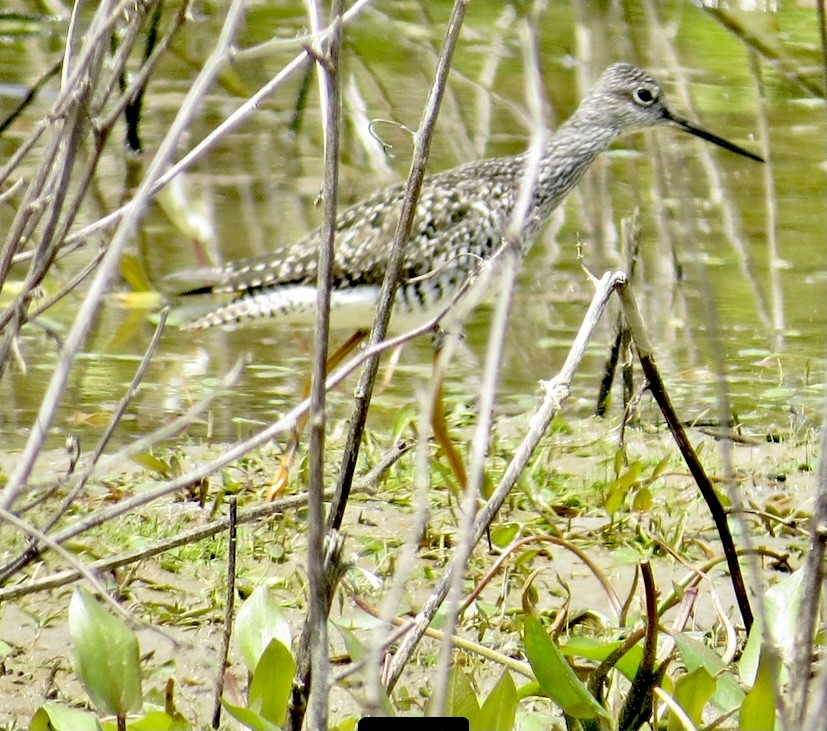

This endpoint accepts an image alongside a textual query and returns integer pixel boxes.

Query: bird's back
[181,152,528,330]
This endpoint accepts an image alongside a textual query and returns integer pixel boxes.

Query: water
[0,1,823,453]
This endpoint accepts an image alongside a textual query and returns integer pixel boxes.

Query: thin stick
[429,10,547,714]
[304,0,343,726]
[38,308,170,526]
[211,497,238,729]
[0,358,243,584]
[385,270,627,691]
[460,534,622,617]
[790,3,827,724]
[0,0,248,511]
[0,480,385,603]
[0,506,135,624]
[0,277,465,582]
[8,0,377,271]
[362,380,438,715]
[327,0,470,533]
[617,282,754,633]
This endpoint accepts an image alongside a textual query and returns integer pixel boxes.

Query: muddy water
[0,1,823,451]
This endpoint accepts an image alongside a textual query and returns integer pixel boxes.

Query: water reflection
[0,1,823,451]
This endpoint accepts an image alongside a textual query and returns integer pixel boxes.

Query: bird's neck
[535,118,619,212]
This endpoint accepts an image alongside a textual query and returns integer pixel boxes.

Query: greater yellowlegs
[181,63,762,492]
[183,63,761,335]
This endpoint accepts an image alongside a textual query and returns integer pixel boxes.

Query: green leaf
[488,522,520,549]
[668,667,716,730]
[673,632,744,712]
[562,636,643,681]
[440,665,479,725]
[248,638,295,725]
[130,451,171,477]
[69,588,142,716]
[476,669,517,731]
[613,449,625,477]
[632,486,652,512]
[740,647,778,731]
[30,702,103,731]
[605,463,642,517]
[335,623,368,664]
[740,568,803,686]
[522,613,609,719]
[651,455,670,480]
[220,699,282,731]
[129,710,191,730]
[235,584,293,673]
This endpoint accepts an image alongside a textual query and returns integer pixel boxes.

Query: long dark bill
[665,110,764,163]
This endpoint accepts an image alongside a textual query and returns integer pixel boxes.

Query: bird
[179,62,762,493]
[181,62,762,336]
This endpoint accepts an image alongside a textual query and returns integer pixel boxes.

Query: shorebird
[180,62,762,493]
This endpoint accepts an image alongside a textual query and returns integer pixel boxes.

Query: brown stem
[618,283,754,634]
[211,497,237,729]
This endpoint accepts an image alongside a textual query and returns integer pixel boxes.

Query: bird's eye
[633,87,657,106]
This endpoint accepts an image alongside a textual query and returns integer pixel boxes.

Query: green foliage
[439,666,517,731]
[672,632,745,712]
[476,669,518,731]
[442,665,480,721]
[234,584,293,674]
[561,636,643,682]
[740,647,779,731]
[69,587,143,717]
[605,454,670,519]
[522,613,610,721]
[740,568,804,686]
[30,589,189,731]
[248,638,296,725]
[222,587,297,730]
[668,667,716,730]
[30,703,102,731]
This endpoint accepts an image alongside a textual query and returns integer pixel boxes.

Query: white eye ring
[633,87,657,106]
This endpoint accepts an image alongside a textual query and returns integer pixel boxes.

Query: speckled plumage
[182,63,760,331]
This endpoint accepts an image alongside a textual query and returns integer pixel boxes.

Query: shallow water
[0,0,823,453]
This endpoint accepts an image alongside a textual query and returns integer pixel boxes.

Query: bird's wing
[188,158,518,295]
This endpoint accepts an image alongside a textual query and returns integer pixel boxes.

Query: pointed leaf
[130,451,171,477]
[652,455,670,480]
[740,647,778,731]
[605,463,643,517]
[562,636,643,681]
[740,568,803,685]
[668,667,716,730]
[335,623,367,663]
[220,699,281,731]
[632,486,653,513]
[69,588,142,715]
[441,665,479,725]
[235,585,292,673]
[476,669,517,731]
[613,449,625,477]
[248,638,295,725]
[30,702,103,731]
[673,632,744,712]
[523,613,609,719]
[489,522,520,549]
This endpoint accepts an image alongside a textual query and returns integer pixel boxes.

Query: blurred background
[0,0,822,451]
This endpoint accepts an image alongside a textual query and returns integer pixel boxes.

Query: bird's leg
[378,341,405,394]
[265,329,368,501]
[431,345,468,492]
